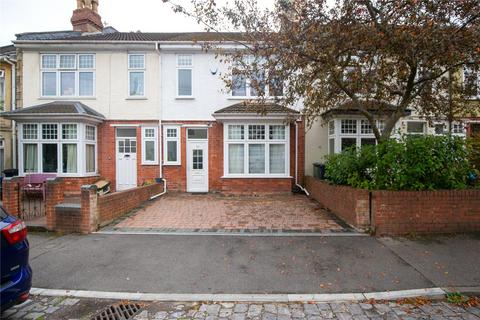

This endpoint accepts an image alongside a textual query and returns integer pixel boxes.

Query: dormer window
[40,54,95,97]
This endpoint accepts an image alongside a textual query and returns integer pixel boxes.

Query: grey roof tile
[15,30,246,42]
[214,102,299,114]
[2,101,105,119]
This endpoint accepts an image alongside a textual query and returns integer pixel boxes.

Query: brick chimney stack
[71,0,103,33]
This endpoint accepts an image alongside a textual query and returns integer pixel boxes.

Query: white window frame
[405,120,427,135]
[452,122,466,136]
[18,122,98,177]
[328,118,382,154]
[85,125,97,173]
[141,126,159,165]
[128,53,146,98]
[176,54,194,98]
[230,56,284,98]
[223,123,290,178]
[0,138,4,175]
[463,65,480,100]
[0,69,5,111]
[163,125,181,165]
[40,53,95,98]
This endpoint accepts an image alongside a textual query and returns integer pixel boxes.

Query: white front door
[116,128,137,191]
[187,138,208,193]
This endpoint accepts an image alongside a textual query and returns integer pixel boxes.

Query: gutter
[1,113,105,123]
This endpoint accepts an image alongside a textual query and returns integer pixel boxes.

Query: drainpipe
[295,120,309,196]
[150,42,166,200]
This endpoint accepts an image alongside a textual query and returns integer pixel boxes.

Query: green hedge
[324,135,475,190]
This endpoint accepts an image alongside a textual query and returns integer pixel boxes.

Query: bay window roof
[321,100,412,120]
[213,102,300,121]
[1,101,105,123]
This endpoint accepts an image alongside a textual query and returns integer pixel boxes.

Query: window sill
[19,173,100,178]
[126,97,148,100]
[175,96,195,100]
[163,162,181,166]
[141,162,159,166]
[221,175,292,179]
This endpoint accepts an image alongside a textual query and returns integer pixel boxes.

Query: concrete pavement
[27,232,480,294]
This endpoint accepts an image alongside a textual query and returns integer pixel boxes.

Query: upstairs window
[177,55,193,97]
[128,54,145,97]
[0,70,5,111]
[40,54,95,97]
[231,56,283,97]
[464,65,479,98]
[406,121,426,134]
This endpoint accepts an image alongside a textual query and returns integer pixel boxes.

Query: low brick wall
[305,176,370,229]
[306,176,480,235]
[372,190,480,235]
[53,204,82,234]
[97,183,163,226]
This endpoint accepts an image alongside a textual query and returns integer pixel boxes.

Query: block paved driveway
[108,193,350,233]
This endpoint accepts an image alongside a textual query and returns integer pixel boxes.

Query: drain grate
[91,302,143,320]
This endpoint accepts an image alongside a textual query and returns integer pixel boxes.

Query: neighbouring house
[1,0,304,194]
[305,78,480,177]
[0,45,17,175]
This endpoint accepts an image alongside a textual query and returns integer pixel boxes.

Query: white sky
[0,0,276,45]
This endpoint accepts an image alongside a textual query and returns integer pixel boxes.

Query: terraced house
[2,0,305,194]
[0,45,17,176]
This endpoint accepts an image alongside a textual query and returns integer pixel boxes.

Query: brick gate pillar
[80,184,99,233]
[45,178,64,231]
[2,177,22,217]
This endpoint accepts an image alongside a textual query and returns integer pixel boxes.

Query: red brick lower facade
[163,120,305,194]
[4,118,304,220]
[97,120,160,192]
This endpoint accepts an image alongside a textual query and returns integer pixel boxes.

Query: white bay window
[328,118,384,154]
[224,123,289,177]
[19,123,98,176]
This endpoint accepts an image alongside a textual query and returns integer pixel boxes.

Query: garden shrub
[324,135,472,190]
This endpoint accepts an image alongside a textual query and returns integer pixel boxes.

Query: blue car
[0,206,32,312]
